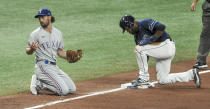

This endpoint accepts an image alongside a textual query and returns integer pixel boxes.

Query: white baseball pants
[34,61,76,96]
[135,39,194,84]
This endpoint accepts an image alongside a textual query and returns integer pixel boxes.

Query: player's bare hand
[134,45,140,51]
[190,2,197,11]
[28,42,39,51]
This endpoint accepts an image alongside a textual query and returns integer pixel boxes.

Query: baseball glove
[66,49,82,63]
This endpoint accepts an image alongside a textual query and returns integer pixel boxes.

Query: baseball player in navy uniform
[119,14,201,88]
[26,8,76,95]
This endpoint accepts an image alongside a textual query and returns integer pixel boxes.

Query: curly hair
[51,16,55,23]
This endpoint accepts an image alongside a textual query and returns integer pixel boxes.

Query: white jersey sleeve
[58,32,64,50]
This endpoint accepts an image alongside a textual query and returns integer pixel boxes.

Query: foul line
[199,70,210,74]
[24,88,125,109]
[24,70,210,109]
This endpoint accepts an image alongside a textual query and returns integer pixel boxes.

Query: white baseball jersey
[27,26,64,62]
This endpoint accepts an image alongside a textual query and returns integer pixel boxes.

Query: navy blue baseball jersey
[134,19,172,45]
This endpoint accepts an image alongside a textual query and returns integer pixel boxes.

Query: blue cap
[34,8,52,18]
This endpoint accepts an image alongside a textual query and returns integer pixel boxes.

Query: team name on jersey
[40,41,60,49]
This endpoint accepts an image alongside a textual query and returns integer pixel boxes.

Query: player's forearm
[26,47,34,55]
[193,0,198,4]
[139,31,163,46]
[193,0,198,3]
[154,31,163,39]
[57,49,67,59]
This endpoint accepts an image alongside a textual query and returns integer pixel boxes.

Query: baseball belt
[36,60,56,65]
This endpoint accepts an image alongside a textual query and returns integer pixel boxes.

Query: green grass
[0,0,204,96]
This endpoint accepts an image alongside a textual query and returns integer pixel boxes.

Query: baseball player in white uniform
[119,14,201,88]
[26,8,76,95]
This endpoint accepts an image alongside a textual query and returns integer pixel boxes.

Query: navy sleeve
[153,22,165,31]
[141,19,165,33]
[141,19,157,33]
[135,19,169,46]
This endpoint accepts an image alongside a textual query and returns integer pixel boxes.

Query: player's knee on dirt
[57,88,69,96]
[158,77,171,84]
[69,84,76,94]
[69,88,76,94]
[57,86,76,96]
[56,85,69,96]
[159,80,169,84]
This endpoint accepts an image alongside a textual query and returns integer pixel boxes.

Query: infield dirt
[1,58,210,109]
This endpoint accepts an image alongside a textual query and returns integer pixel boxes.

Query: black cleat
[192,68,201,88]
[193,62,208,69]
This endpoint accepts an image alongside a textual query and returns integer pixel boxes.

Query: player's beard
[40,20,49,28]
[130,26,139,34]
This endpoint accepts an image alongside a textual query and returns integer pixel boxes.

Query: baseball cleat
[193,62,208,69]
[30,74,38,95]
[192,68,201,88]
[30,85,38,95]
[131,78,149,86]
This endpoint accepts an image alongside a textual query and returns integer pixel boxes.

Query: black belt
[169,38,174,42]
[36,60,56,65]
[44,60,56,65]
[162,38,174,42]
